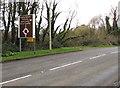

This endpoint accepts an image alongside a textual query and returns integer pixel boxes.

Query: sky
[0,0,120,29]
[55,0,120,27]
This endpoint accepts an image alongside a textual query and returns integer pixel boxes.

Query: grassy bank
[1,45,118,61]
[1,47,82,61]
[82,45,119,49]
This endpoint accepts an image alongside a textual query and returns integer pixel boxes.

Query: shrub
[2,51,16,57]
[52,38,62,48]
[2,42,19,55]
[79,37,100,46]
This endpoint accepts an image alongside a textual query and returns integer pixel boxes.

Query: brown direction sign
[18,14,35,38]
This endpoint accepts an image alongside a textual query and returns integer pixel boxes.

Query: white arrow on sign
[22,26,29,37]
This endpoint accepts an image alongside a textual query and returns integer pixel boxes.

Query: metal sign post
[34,41,36,54]
[19,38,22,52]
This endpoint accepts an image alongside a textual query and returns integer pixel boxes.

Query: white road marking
[0,75,31,85]
[110,51,119,54]
[89,54,106,60]
[49,60,82,71]
[2,51,117,85]
[50,53,108,71]
[41,71,44,73]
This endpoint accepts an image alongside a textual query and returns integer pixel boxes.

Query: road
[1,47,119,86]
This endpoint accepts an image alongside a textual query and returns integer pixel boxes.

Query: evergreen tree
[105,16,112,34]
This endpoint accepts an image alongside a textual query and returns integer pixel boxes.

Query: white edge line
[49,61,82,71]
[0,75,32,85]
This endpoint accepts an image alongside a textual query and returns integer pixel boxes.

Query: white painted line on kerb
[49,60,82,71]
[89,54,106,60]
[0,75,32,85]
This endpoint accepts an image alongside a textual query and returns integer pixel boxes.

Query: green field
[1,45,118,61]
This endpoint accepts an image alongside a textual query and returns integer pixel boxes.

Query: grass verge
[1,47,82,61]
[1,45,119,62]
[81,45,119,49]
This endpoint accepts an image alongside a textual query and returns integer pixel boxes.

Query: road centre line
[49,60,82,71]
[0,75,32,85]
[89,54,106,60]
[110,51,119,54]
[1,51,118,85]
[50,53,110,71]
[89,51,119,60]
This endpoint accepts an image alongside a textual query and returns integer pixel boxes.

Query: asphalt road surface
[1,47,119,86]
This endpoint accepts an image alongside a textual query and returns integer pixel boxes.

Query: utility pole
[49,2,52,50]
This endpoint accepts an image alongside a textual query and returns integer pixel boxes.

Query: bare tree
[42,0,61,42]
[107,7,119,35]
[36,2,44,43]
[57,10,77,45]
[11,2,17,44]
[89,15,105,29]
[110,7,118,31]
[2,2,12,42]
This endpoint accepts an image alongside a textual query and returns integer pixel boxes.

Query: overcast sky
[55,0,120,27]
[1,0,120,29]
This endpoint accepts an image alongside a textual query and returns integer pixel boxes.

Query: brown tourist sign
[18,14,35,38]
